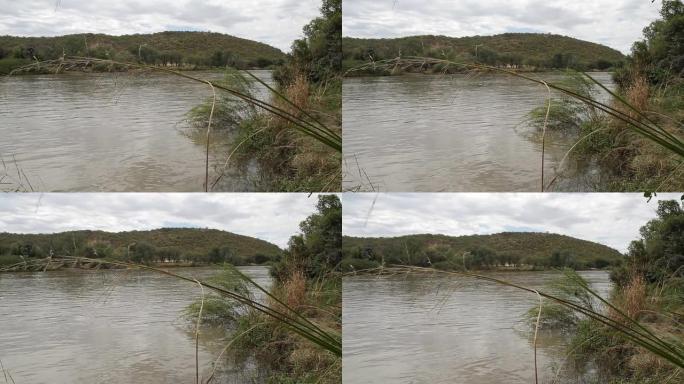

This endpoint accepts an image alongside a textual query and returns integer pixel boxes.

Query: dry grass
[285,75,311,114]
[283,269,307,311]
[625,75,650,117]
[616,274,648,320]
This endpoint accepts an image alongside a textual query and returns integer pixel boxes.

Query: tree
[612,200,684,285]
[274,0,341,85]
[272,194,341,280]
[130,241,156,264]
[630,0,684,82]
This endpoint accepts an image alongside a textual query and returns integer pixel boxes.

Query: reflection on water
[342,72,614,191]
[0,266,271,384]
[0,70,273,192]
[342,270,611,384]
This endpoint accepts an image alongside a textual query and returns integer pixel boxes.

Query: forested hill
[342,33,625,72]
[0,228,282,265]
[342,232,623,270]
[0,31,286,72]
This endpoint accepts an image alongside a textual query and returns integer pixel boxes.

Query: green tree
[274,0,341,85]
[272,194,341,280]
[612,200,684,285]
[130,241,156,264]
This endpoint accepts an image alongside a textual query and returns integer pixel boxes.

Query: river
[0,70,273,192]
[342,270,611,383]
[342,72,614,191]
[0,265,271,383]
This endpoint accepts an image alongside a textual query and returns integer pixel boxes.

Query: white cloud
[343,0,661,53]
[0,193,326,247]
[0,0,322,51]
[342,193,682,252]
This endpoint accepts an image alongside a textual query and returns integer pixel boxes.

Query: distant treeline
[342,232,623,271]
[342,33,626,75]
[0,228,282,267]
[0,31,286,74]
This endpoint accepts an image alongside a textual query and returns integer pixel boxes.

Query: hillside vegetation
[342,232,623,270]
[0,227,281,266]
[342,33,625,74]
[0,31,286,74]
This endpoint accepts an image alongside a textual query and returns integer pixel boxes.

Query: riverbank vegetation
[529,199,683,383]
[0,228,281,269]
[0,31,285,75]
[186,195,341,383]
[342,33,625,76]
[527,0,684,192]
[341,232,622,272]
[188,0,341,192]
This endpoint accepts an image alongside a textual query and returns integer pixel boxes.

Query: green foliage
[186,69,259,132]
[342,33,625,74]
[272,195,341,280]
[0,228,281,265]
[628,0,684,84]
[185,268,252,325]
[527,71,604,133]
[339,257,379,271]
[275,0,341,86]
[0,57,30,75]
[527,270,597,328]
[342,232,623,270]
[0,254,23,267]
[611,200,684,286]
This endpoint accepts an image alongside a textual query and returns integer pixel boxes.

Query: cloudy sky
[343,193,682,252]
[0,193,326,248]
[0,0,322,51]
[344,0,661,53]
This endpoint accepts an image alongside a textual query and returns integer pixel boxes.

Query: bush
[0,254,23,267]
[340,258,379,271]
[0,58,30,75]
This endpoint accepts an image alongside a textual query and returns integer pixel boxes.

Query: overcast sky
[0,193,327,248]
[344,0,661,54]
[0,0,322,51]
[343,193,682,252]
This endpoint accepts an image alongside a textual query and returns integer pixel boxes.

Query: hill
[342,232,623,270]
[0,31,286,74]
[342,33,625,73]
[0,227,282,266]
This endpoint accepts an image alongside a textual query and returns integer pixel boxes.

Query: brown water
[342,72,614,191]
[0,70,273,192]
[342,270,611,384]
[0,265,271,383]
